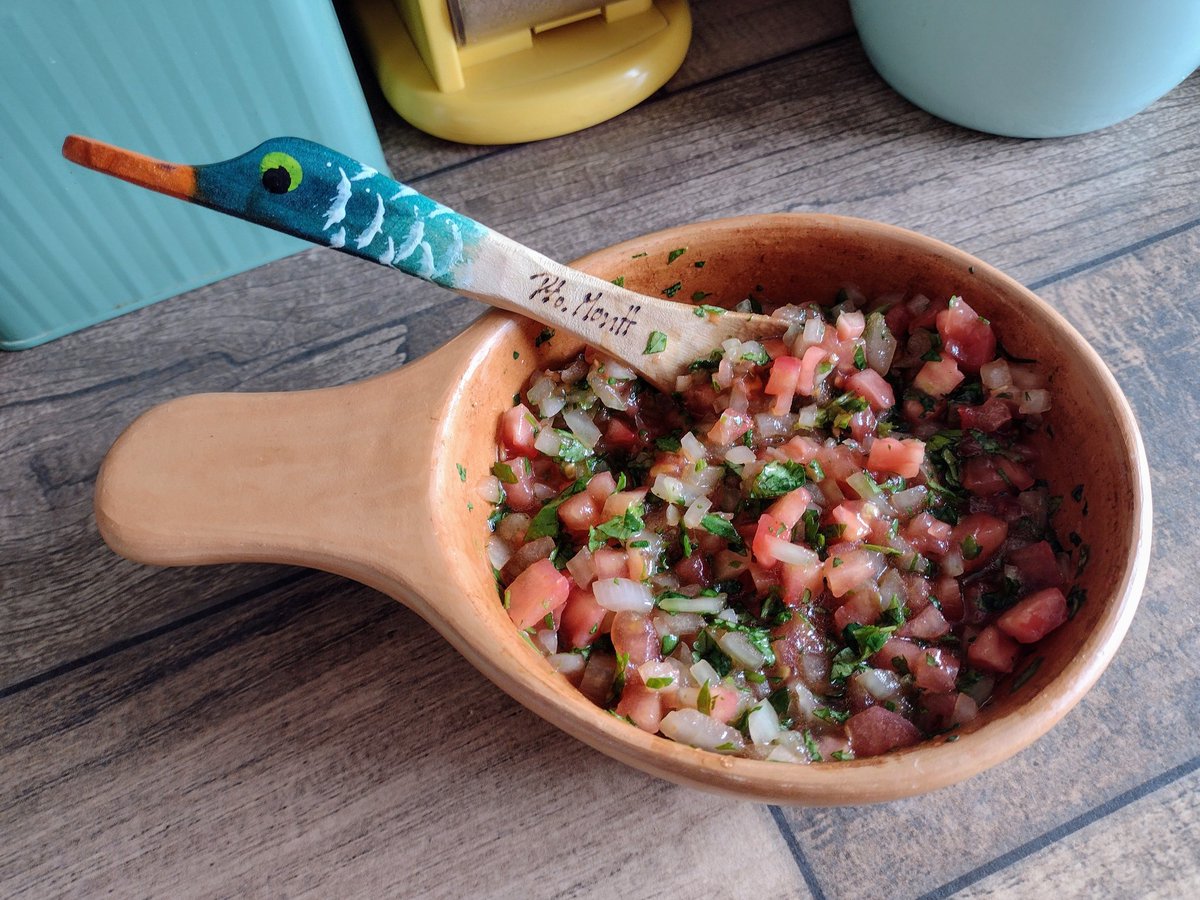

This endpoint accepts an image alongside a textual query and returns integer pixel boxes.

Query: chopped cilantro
[660,634,679,655]
[749,461,808,499]
[681,532,694,558]
[813,707,850,724]
[668,247,687,264]
[645,676,674,689]
[655,433,683,451]
[694,260,706,268]
[588,502,646,551]
[700,513,742,547]
[611,275,625,287]
[525,477,589,540]
[853,344,867,370]
[1011,656,1042,692]
[961,534,981,560]
[535,328,555,346]
[1071,484,1085,502]
[830,750,855,761]
[861,543,903,556]
[491,461,518,484]
[456,463,467,482]
[1066,586,1087,618]
[692,290,711,301]
[663,281,683,298]
[552,429,594,463]
[697,680,713,715]
[644,330,668,354]
[803,730,823,762]
[693,304,726,317]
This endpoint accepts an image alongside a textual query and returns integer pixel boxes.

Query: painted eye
[259,151,302,193]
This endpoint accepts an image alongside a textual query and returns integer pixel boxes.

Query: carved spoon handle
[63,135,783,390]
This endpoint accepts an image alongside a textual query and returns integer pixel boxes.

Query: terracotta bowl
[95,214,1152,804]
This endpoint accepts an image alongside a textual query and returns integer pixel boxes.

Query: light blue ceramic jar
[850,0,1200,138]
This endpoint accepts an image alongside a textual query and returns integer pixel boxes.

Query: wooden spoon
[90,214,1150,804]
[62,135,784,391]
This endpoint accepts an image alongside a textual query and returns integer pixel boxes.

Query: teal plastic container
[0,0,387,350]
[850,0,1200,138]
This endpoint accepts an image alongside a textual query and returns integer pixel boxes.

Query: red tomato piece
[845,368,895,411]
[913,647,959,692]
[867,437,926,478]
[966,625,1021,673]
[797,346,828,397]
[558,490,600,533]
[501,457,537,512]
[560,586,607,650]
[995,456,1035,491]
[781,559,824,605]
[952,513,1008,573]
[592,547,628,580]
[833,590,882,633]
[824,548,885,598]
[615,678,664,733]
[962,456,1009,495]
[846,705,923,758]
[898,603,950,640]
[937,296,997,373]
[611,611,660,666]
[752,513,790,567]
[500,404,538,456]
[904,512,953,556]
[708,684,742,724]
[1008,541,1064,592]
[837,310,866,340]
[958,396,1012,433]
[830,502,871,542]
[586,471,617,501]
[913,357,965,397]
[604,418,639,449]
[707,409,754,445]
[767,486,814,529]
[996,588,1069,643]
[506,558,570,630]
[764,355,802,415]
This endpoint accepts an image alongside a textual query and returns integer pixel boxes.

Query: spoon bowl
[96,214,1151,804]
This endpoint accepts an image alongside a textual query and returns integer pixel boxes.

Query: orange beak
[62,135,196,200]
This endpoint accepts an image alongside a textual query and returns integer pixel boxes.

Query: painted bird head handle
[61,135,784,390]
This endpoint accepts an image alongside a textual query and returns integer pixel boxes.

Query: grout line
[768,805,828,900]
[0,570,312,700]
[917,753,1200,899]
[1029,214,1200,291]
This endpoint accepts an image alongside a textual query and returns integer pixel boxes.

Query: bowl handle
[94,362,443,596]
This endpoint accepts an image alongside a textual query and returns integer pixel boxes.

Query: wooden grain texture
[953,769,1200,899]
[0,575,811,899]
[3,0,1200,894]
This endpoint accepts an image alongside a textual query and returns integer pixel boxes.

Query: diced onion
[652,612,705,638]
[1008,364,1043,389]
[593,577,654,612]
[854,667,902,700]
[748,700,782,745]
[652,474,689,505]
[603,359,636,381]
[681,431,707,461]
[980,359,1012,390]
[770,539,819,567]
[796,405,820,430]
[658,594,726,615]
[562,407,602,448]
[527,375,554,405]
[566,546,596,588]
[486,534,512,570]
[766,744,808,764]
[638,659,679,688]
[1018,389,1051,414]
[799,316,825,351]
[588,371,628,410]
[665,504,681,526]
[683,496,712,529]
[755,413,797,438]
[863,311,898,375]
[659,709,745,754]
[533,629,558,655]
[476,475,504,505]
[846,471,882,499]
[539,393,566,418]
[548,652,586,677]
[534,428,563,457]
[792,682,819,719]
[718,630,766,669]
[725,444,756,465]
[690,659,721,687]
[890,485,928,517]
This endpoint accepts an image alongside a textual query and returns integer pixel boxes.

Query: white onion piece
[534,428,563,457]
[602,359,636,381]
[658,594,726,615]
[855,667,902,700]
[766,744,808,764]
[681,463,722,496]
[748,700,782,745]
[653,613,706,641]
[539,393,566,418]
[566,546,596,588]
[526,375,554,405]
[718,630,766,669]
[846,471,882,499]
[909,293,931,314]
[721,338,743,359]
[638,659,679,688]
[980,358,1012,390]
[690,659,721,687]
[771,540,819,567]
[548,652,585,678]
[715,356,734,389]
[675,374,692,393]
[800,316,825,351]
[486,534,513,570]
[532,482,558,502]
[562,407,602,448]
[1018,389,1052,414]
[863,311,897,375]
[796,404,820,430]
[1008,364,1043,389]
[792,681,819,719]
[740,340,766,362]
[681,431,706,461]
[725,444,757,465]
[890,485,928,517]
[665,504,681,526]
[716,608,739,624]
[682,496,712,529]
[877,567,907,608]
[588,372,627,410]
[652,474,689,505]
[659,709,746,754]
[755,413,797,439]
[942,551,965,577]
[593,577,654,612]
[533,629,558,655]
[476,475,504,505]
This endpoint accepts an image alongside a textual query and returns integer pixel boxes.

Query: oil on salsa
[482,288,1079,762]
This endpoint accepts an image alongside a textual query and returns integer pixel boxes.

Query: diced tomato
[586,471,617,501]
[913,357,965,397]
[500,404,538,456]
[506,558,570,630]
[708,409,753,445]
[601,488,648,520]
[779,435,822,464]
[817,442,862,484]
[501,457,537,512]
[708,683,742,724]
[872,637,924,673]
[830,502,871,542]
[592,547,627,580]
[913,647,959,692]
[833,589,882,633]
[845,368,895,411]
[848,409,877,444]
[997,588,1069,643]
[604,418,639,449]
[904,512,952,556]
[558,490,600,533]
[752,513,790,567]
[764,355,802,415]
[962,456,1008,495]
[995,456,1035,491]
[797,346,828,397]
[610,611,660,666]
[966,625,1021,673]
[767,487,814,529]
[824,547,886,598]
[937,296,996,373]
[1008,541,1064,592]
[837,310,866,340]
[560,586,606,649]
[918,691,978,732]
[781,559,824,605]
[846,705,922,758]
[898,603,950,640]
[615,677,664,733]
[952,513,1008,573]
[958,396,1012,432]
[674,552,711,586]
[933,576,964,622]
[867,437,926,478]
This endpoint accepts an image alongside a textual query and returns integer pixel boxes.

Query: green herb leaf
[692,290,711,301]
[853,344,867,370]
[660,634,680,655]
[961,534,981,560]
[749,461,807,499]
[813,707,850,724]
[830,750,855,761]
[535,328,555,346]
[611,275,625,287]
[697,680,713,715]
[456,463,467,482]
[588,502,646,551]
[491,461,518,484]
[525,477,590,540]
[667,247,687,264]
[552,429,594,463]
[700,513,742,547]
[693,304,726,317]
[645,676,674,689]
[643,331,668,355]
[663,281,683,298]
[803,730,823,762]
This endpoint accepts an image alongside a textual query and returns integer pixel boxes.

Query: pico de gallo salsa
[481,286,1081,762]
